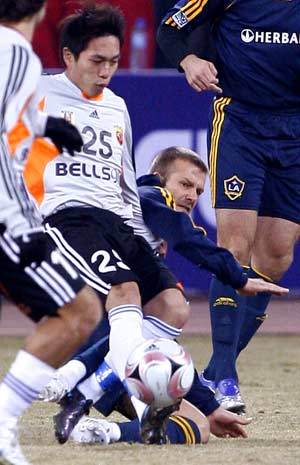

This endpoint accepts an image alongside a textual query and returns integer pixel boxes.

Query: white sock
[0,350,55,424]
[57,360,87,391]
[108,304,144,381]
[130,395,147,421]
[142,316,182,340]
[77,373,103,403]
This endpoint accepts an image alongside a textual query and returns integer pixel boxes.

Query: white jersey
[0,26,46,235]
[32,73,155,245]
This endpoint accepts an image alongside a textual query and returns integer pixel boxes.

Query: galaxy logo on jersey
[61,110,75,125]
[241,28,300,45]
[224,175,245,201]
[172,11,188,28]
[115,126,124,145]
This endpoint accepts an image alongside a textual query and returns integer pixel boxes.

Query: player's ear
[62,47,74,67]
[152,171,166,186]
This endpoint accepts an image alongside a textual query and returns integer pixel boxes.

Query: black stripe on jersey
[0,137,31,223]
[0,46,29,132]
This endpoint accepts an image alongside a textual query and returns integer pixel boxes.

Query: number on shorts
[91,249,130,273]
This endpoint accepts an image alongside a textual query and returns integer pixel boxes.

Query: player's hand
[207,406,252,438]
[180,54,223,94]
[238,278,289,296]
[45,116,83,156]
[11,227,47,267]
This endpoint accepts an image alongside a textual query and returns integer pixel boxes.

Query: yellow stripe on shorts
[209,97,231,207]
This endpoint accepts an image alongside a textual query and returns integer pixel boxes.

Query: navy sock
[73,335,110,379]
[204,276,245,384]
[236,267,272,356]
[119,419,140,443]
[118,416,201,444]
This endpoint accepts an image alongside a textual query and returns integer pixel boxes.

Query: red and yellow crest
[115,126,124,145]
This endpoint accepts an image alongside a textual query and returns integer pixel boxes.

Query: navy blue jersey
[158,0,300,110]
[137,174,247,289]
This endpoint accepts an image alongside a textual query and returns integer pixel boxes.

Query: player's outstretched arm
[238,278,289,296]
[207,406,252,439]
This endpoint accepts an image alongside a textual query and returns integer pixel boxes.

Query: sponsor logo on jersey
[89,109,100,119]
[55,162,119,183]
[224,175,245,201]
[172,11,189,28]
[241,28,300,45]
[61,110,75,125]
[114,126,124,145]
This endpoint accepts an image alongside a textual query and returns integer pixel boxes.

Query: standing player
[157,0,300,411]
[0,2,103,464]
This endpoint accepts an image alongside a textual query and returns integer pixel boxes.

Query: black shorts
[44,207,179,305]
[0,232,85,322]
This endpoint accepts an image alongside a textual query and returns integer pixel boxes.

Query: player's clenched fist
[180,54,222,94]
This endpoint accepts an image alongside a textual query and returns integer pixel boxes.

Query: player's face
[164,159,206,214]
[65,35,120,97]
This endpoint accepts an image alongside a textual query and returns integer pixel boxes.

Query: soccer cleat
[53,388,93,444]
[69,416,111,444]
[215,378,246,415]
[140,402,179,445]
[199,372,216,393]
[39,372,69,403]
[0,418,31,465]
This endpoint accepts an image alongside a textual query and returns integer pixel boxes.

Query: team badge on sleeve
[172,11,189,28]
[224,175,245,200]
[115,126,124,145]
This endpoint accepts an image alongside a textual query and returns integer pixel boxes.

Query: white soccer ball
[125,338,194,408]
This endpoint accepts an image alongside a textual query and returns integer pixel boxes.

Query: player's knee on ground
[106,281,141,310]
[58,285,102,343]
[144,289,189,328]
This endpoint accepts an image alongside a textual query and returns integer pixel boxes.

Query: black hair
[0,0,45,22]
[60,3,125,62]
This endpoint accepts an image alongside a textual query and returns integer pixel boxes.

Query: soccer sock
[236,267,272,357]
[74,335,109,379]
[118,416,201,444]
[142,316,182,340]
[108,304,144,381]
[78,360,125,404]
[56,359,87,391]
[0,350,54,424]
[204,277,245,384]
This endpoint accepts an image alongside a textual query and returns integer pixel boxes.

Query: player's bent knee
[106,281,141,310]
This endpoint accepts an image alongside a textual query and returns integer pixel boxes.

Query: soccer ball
[125,338,194,408]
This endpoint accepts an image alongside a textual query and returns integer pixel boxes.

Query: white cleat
[69,416,111,445]
[0,419,31,465]
[38,373,69,403]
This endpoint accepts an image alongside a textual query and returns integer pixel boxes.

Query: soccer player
[40,146,287,444]
[157,0,300,412]
[23,3,199,444]
[0,1,103,464]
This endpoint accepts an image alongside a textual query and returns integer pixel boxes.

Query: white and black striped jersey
[24,73,156,245]
[0,26,46,236]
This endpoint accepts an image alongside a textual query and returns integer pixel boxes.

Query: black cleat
[140,402,179,445]
[53,388,93,444]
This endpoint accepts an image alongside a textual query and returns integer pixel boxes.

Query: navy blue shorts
[44,207,179,305]
[208,97,300,224]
